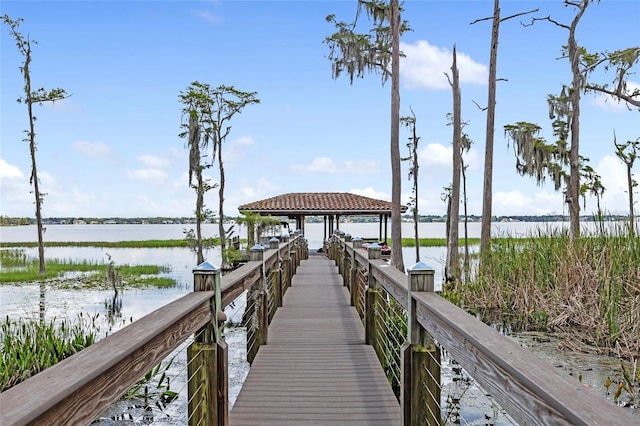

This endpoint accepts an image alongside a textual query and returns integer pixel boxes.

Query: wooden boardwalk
[230,252,401,425]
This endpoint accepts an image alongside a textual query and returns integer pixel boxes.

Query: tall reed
[457,222,639,359]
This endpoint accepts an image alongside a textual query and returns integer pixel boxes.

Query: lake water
[2,221,636,422]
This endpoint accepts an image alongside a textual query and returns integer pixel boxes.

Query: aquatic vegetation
[0,313,100,392]
[401,237,481,247]
[606,359,640,409]
[0,249,175,288]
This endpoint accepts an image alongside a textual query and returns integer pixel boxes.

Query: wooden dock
[230,252,401,425]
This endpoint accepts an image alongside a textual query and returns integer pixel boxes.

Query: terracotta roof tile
[238,192,406,215]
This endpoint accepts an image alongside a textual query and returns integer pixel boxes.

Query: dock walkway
[230,252,401,425]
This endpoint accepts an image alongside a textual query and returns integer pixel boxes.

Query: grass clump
[0,239,215,248]
[401,237,481,247]
[0,313,101,392]
[0,249,173,288]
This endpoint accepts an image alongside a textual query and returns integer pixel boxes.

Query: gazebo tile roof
[238,192,405,215]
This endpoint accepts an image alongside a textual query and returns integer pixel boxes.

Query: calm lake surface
[2,221,636,422]
[0,220,561,320]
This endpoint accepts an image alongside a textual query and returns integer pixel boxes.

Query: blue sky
[1,0,639,219]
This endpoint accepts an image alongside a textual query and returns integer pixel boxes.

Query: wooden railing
[328,235,640,426]
[0,235,308,426]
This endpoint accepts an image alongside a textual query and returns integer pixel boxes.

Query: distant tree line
[1,214,632,227]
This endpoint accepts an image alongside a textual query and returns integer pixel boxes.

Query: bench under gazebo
[238,192,406,242]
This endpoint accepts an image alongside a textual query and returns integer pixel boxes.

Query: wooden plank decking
[230,252,401,425]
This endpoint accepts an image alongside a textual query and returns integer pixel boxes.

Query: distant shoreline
[0,214,631,227]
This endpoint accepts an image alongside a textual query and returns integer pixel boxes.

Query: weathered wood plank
[414,292,640,426]
[230,253,400,425]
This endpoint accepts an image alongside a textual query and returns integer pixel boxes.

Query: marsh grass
[401,237,481,247]
[0,249,174,288]
[452,222,640,359]
[0,313,101,392]
[0,239,220,248]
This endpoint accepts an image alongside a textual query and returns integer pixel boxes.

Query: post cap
[407,261,435,272]
[193,261,219,273]
[250,244,265,251]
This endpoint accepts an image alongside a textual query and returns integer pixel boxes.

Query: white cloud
[168,147,183,159]
[72,141,114,161]
[590,154,633,214]
[493,189,565,216]
[419,143,451,167]
[0,159,31,215]
[418,142,480,170]
[235,177,281,211]
[127,168,169,185]
[400,41,487,90]
[234,136,255,147]
[589,81,640,111]
[349,187,390,201]
[291,157,378,174]
[225,136,256,163]
[137,154,170,169]
[0,158,25,179]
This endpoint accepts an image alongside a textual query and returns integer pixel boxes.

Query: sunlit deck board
[230,252,401,425]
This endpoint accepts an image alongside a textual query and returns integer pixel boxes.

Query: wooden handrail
[0,292,212,425]
[332,237,640,425]
[0,238,301,426]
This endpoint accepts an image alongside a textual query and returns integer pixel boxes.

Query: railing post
[189,261,228,426]
[350,237,362,308]
[247,245,268,364]
[269,237,284,308]
[402,262,440,426]
[289,240,297,279]
[365,244,381,351]
[280,232,290,296]
[342,235,351,285]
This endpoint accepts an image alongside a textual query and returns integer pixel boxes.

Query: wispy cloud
[137,154,170,169]
[400,40,487,90]
[194,10,221,24]
[349,187,390,201]
[225,136,256,163]
[126,168,169,185]
[291,157,379,174]
[72,141,116,162]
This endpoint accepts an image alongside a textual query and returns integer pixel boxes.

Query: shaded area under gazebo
[237,192,406,243]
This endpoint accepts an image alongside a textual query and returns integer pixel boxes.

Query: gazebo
[237,192,406,242]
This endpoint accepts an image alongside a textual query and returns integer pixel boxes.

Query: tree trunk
[447,46,462,284]
[218,144,228,269]
[628,166,635,238]
[567,2,588,240]
[196,167,204,264]
[480,0,500,254]
[22,45,46,276]
[462,162,470,282]
[390,0,404,272]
